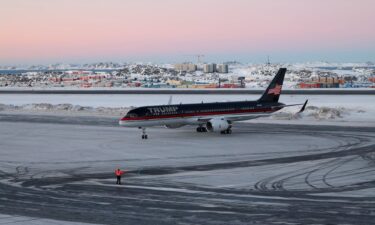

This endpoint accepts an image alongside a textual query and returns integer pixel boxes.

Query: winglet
[299,100,308,113]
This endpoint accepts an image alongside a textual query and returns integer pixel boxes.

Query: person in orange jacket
[115,168,126,185]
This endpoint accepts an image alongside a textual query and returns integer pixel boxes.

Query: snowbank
[249,105,375,127]
[0,214,98,225]
[0,103,373,125]
[0,103,130,117]
[272,106,350,120]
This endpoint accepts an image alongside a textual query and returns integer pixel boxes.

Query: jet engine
[206,118,230,132]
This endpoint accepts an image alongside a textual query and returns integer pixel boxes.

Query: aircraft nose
[119,117,128,126]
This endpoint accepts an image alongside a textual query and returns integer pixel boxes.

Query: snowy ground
[0,94,374,126]
[0,93,373,108]
[0,116,375,224]
[0,214,98,225]
[0,93,374,224]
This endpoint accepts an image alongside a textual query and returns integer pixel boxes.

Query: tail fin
[258,68,286,103]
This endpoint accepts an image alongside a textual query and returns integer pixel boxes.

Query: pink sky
[1,0,374,64]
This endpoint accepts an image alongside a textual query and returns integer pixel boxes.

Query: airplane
[119,68,308,139]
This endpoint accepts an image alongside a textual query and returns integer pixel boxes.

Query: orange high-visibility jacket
[115,169,125,176]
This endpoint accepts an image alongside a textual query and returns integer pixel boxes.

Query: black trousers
[116,176,121,184]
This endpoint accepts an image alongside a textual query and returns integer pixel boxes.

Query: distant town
[0,61,374,89]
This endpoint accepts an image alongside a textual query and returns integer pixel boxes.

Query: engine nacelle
[206,118,230,132]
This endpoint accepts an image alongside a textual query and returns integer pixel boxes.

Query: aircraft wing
[197,100,308,123]
[272,100,308,112]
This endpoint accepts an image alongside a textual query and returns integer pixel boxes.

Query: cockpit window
[126,113,138,118]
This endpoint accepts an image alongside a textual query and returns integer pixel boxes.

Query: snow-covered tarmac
[1,114,375,224]
[0,93,374,108]
[1,94,375,127]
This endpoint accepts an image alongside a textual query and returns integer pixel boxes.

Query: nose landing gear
[140,127,148,139]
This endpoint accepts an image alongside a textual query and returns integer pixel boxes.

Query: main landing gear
[220,128,232,135]
[196,126,208,133]
[140,127,148,139]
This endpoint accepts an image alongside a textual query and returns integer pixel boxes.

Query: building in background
[203,63,229,73]
[299,76,344,88]
[203,64,215,73]
[217,64,229,73]
[174,63,197,72]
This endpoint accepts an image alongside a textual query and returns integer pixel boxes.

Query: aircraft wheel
[197,127,205,133]
[141,128,147,139]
